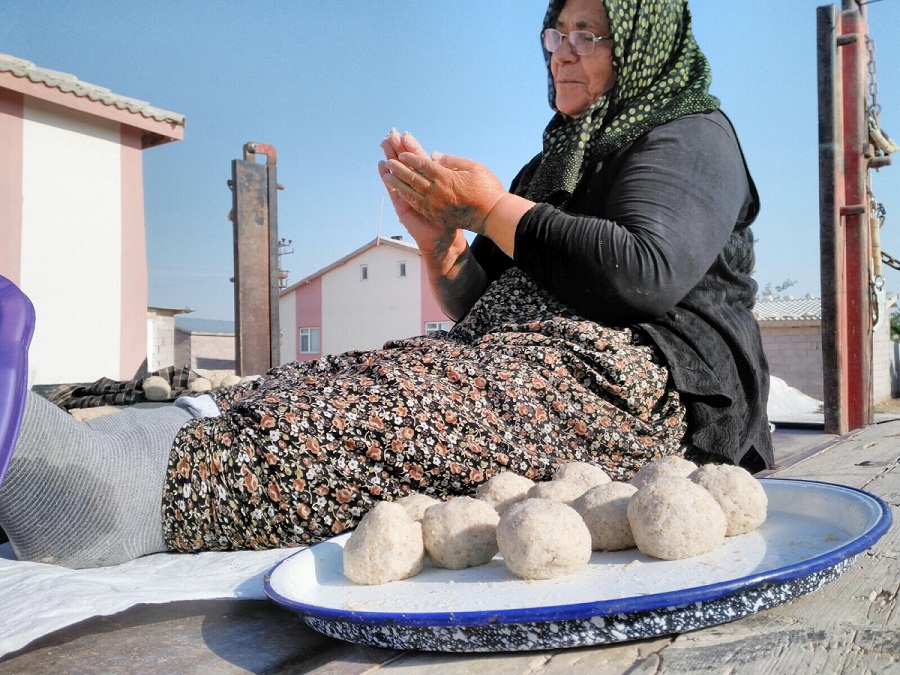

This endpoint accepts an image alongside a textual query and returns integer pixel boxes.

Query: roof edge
[0,54,184,147]
[280,236,420,295]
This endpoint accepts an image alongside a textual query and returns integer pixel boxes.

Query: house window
[425,321,454,336]
[398,261,407,278]
[360,264,368,281]
[299,327,321,354]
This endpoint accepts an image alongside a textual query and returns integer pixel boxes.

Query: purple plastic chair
[0,275,35,488]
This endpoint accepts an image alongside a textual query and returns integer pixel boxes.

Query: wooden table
[1,422,897,674]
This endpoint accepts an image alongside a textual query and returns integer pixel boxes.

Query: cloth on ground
[0,541,296,658]
[49,366,205,410]
[174,394,222,419]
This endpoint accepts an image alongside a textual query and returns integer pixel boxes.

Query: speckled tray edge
[264,478,892,652]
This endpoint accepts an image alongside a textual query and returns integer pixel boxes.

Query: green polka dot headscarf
[521,0,720,204]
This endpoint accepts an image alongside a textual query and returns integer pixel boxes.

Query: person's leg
[0,392,191,568]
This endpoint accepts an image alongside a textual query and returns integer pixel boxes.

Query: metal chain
[866,35,880,121]
[882,250,900,272]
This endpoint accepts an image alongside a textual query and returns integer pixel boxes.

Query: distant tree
[891,308,900,341]
[757,279,798,300]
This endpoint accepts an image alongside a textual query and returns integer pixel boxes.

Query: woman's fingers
[399,131,429,157]
[382,129,429,164]
[385,157,433,193]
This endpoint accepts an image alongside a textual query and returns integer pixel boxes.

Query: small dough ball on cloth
[475,472,535,515]
[422,496,500,570]
[343,502,424,585]
[396,493,440,522]
[690,464,768,536]
[630,456,698,490]
[627,477,726,560]
[527,479,586,505]
[497,499,592,580]
[573,482,638,551]
[553,461,611,494]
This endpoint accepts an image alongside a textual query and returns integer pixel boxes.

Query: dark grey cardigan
[471,110,774,471]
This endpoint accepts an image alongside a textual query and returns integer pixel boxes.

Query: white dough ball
[553,461,611,493]
[422,496,500,570]
[573,481,638,551]
[343,502,424,585]
[527,479,586,505]
[690,464,768,536]
[396,493,440,522]
[497,498,592,580]
[629,456,698,490]
[627,477,726,560]
[475,472,535,515]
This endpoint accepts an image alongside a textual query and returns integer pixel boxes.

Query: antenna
[377,196,384,243]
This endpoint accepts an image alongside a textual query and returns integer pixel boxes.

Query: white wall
[322,244,421,354]
[19,98,122,384]
[278,292,296,365]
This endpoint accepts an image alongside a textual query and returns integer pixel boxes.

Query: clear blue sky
[5,1,900,320]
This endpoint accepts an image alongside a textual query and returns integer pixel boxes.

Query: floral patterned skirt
[162,269,687,553]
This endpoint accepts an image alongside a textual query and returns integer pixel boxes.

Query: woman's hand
[379,130,488,320]
[383,147,508,236]
[379,130,458,257]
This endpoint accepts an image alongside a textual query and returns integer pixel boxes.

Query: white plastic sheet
[0,542,299,657]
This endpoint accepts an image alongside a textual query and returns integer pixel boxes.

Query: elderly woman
[0,0,771,569]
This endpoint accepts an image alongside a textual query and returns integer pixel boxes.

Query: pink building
[279,236,453,364]
[0,54,184,385]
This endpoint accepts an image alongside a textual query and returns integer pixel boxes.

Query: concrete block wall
[175,330,235,370]
[760,319,896,405]
[147,311,176,372]
[759,321,824,402]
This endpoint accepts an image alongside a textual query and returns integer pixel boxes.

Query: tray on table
[265,478,892,652]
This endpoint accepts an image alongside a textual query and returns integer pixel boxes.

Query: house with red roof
[0,54,184,385]
[278,236,453,364]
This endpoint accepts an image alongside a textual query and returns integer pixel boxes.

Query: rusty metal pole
[230,142,281,376]
[818,2,873,434]
[818,4,846,434]
[840,4,873,430]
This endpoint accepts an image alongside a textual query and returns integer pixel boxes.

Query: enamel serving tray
[265,478,892,652]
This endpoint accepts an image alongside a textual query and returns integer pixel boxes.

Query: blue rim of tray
[264,478,893,627]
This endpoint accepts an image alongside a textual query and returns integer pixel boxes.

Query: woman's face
[550,0,616,119]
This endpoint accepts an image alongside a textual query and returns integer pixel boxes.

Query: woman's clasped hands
[379,129,509,238]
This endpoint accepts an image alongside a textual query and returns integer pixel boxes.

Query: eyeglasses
[541,28,612,56]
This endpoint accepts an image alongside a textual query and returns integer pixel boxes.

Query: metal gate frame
[818,2,873,434]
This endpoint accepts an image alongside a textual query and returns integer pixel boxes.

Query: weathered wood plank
[379,637,674,675]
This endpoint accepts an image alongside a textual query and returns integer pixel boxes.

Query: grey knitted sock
[0,392,191,568]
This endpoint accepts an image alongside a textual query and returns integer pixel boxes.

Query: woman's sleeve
[513,115,751,322]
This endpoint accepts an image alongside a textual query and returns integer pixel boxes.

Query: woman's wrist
[482,193,536,259]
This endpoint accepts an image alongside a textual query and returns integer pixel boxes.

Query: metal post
[230,142,281,376]
[818,4,846,434]
[818,2,873,434]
